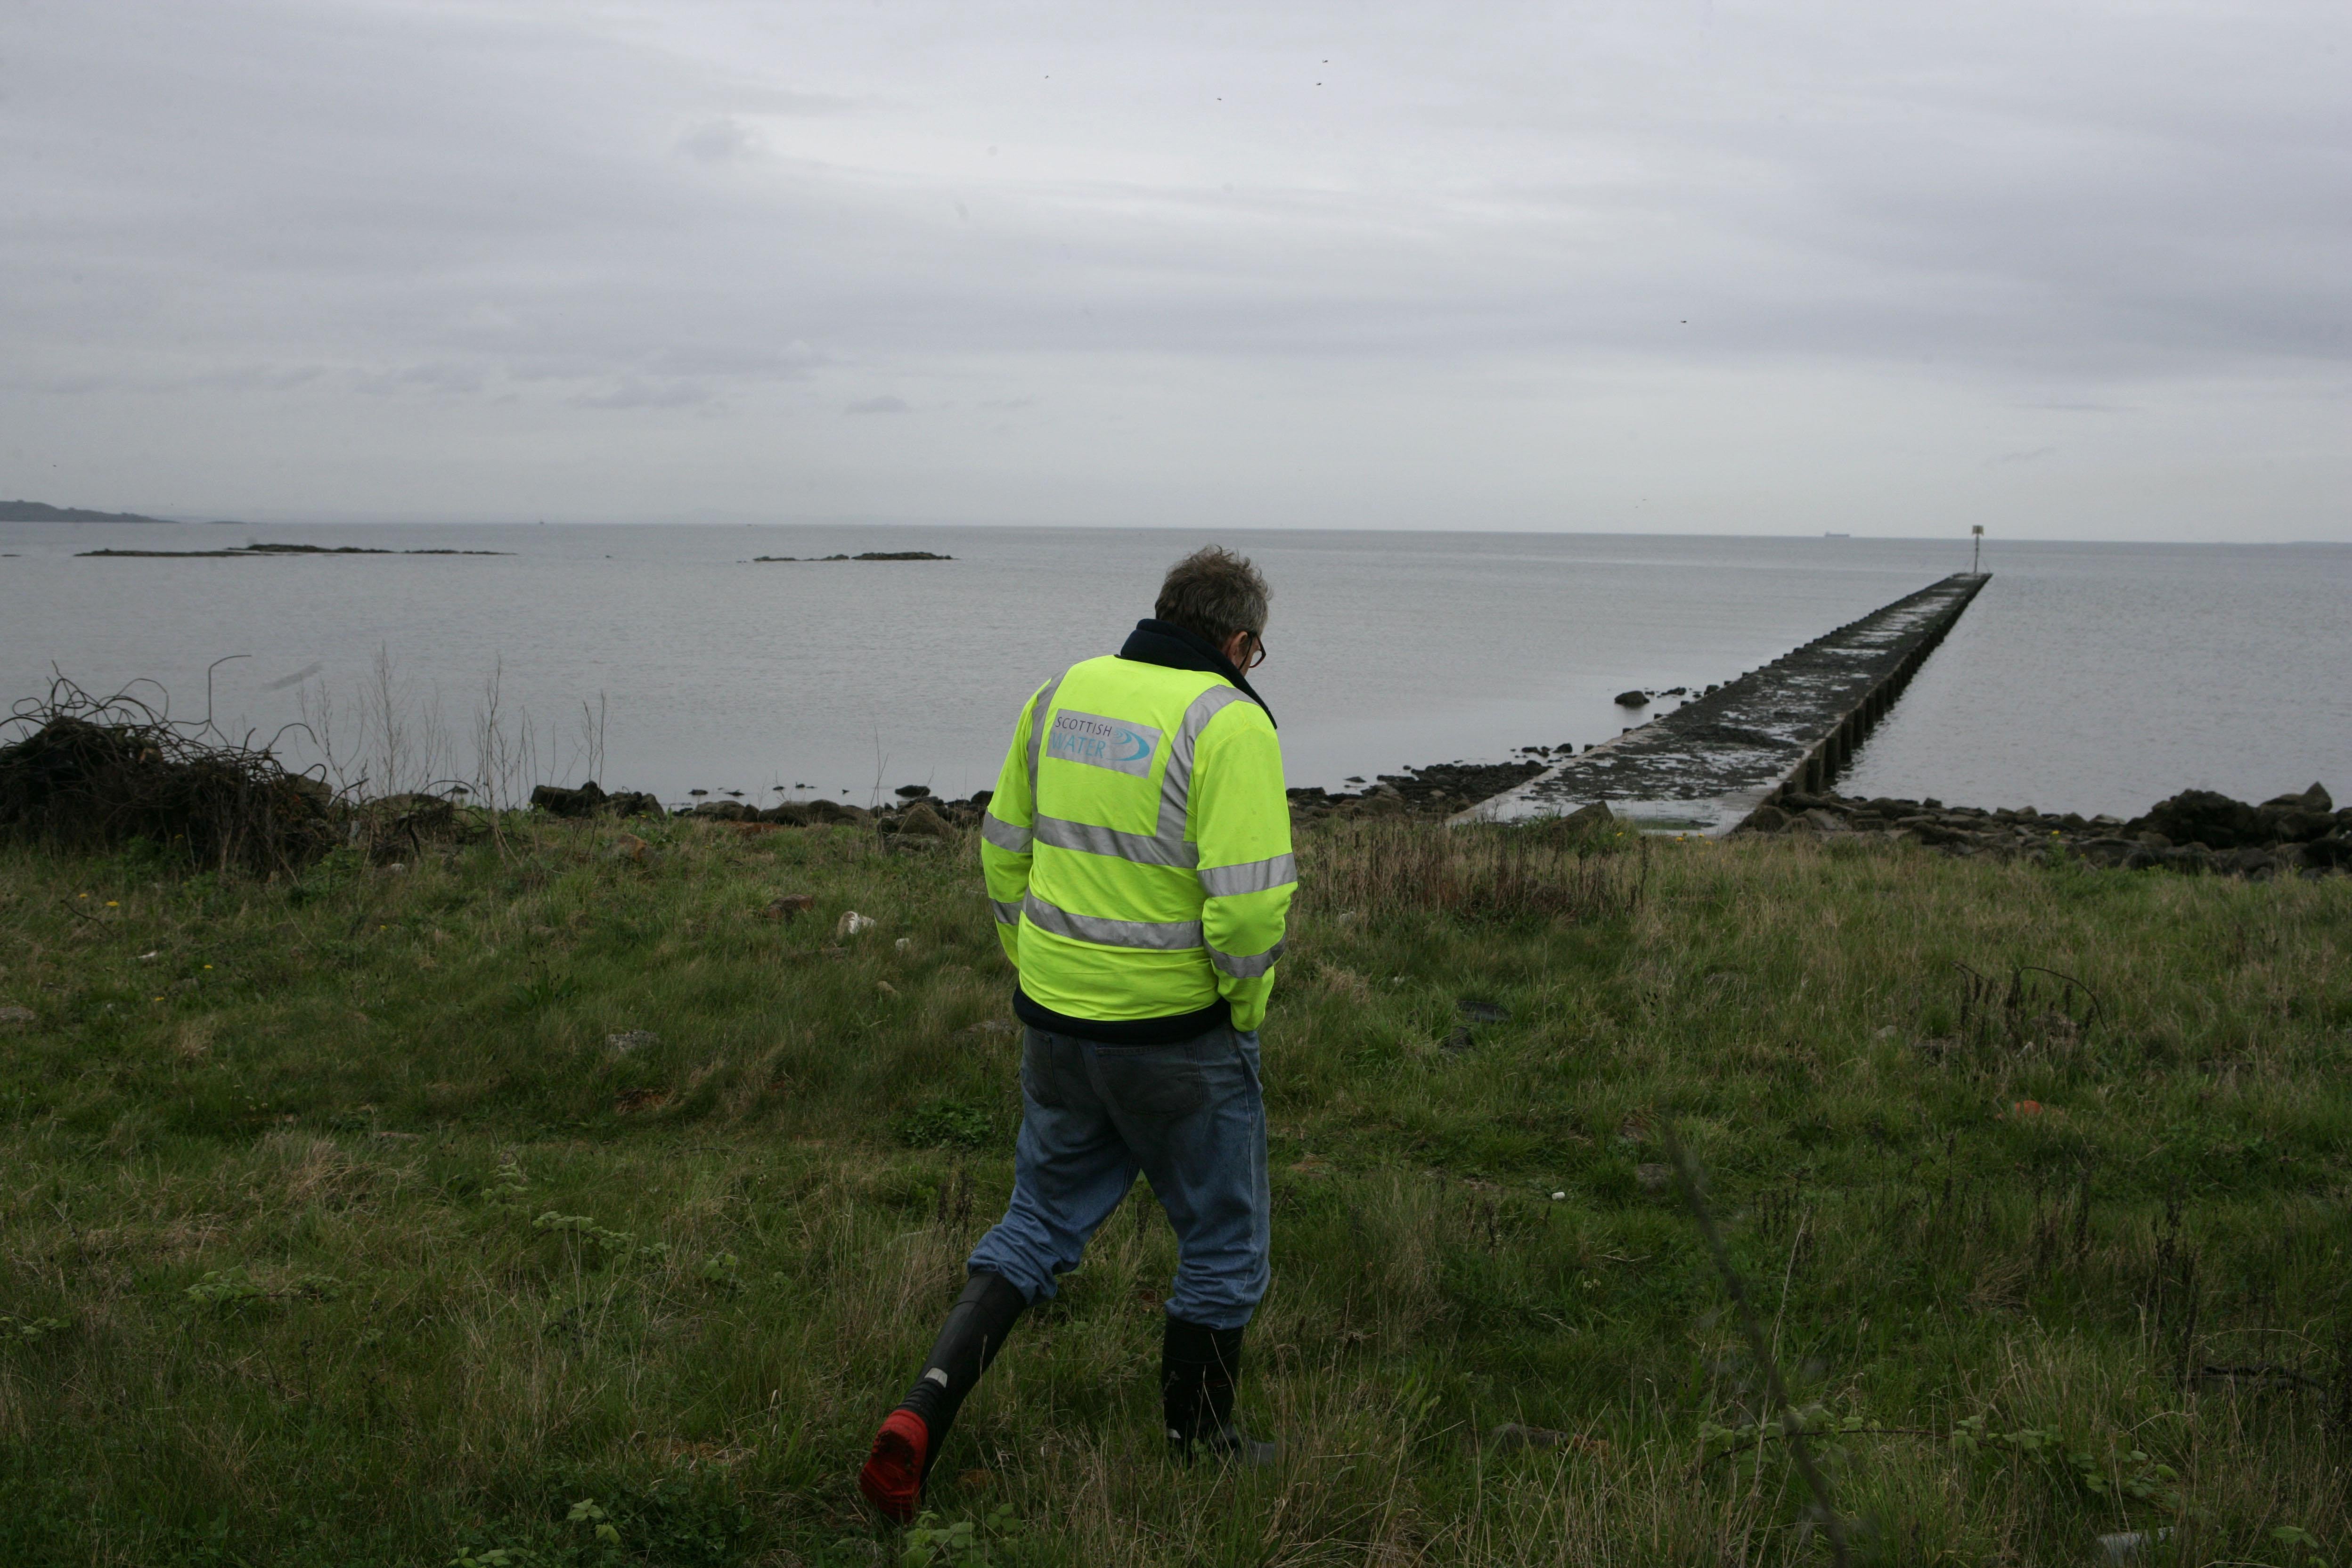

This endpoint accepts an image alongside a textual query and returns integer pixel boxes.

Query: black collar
[1116,619,1276,728]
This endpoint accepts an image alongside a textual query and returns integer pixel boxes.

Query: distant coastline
[1,499,171,524]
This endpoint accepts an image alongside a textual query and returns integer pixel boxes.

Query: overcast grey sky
[4,0,2345,538]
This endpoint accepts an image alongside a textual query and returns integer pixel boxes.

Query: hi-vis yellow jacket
[980,654,1294,1032]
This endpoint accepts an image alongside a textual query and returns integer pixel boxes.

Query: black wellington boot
[1161,1315,1279,1465]
[859,1271,1028,1519]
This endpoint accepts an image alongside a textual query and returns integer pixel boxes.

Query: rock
[1803,809,1848,833]
[1613,690,1649,708]
[2079,839,2134,867]
[2260,807,2334,843]
[1457,998,1510,1023]
[894,784,933,799]
[372,792,456,829]
[529,781,657,818]
[836,911,877,939]
[2217,847,2278,877]
[690,800,755,822]
[2262,783,2333,814]
[1743,803,1790,833]
[530,781,608,817]
[896,803,953,839]
[764,892,816,919]
[0,1004,35,1027]
[606,1030,660,1054]
[2129,790,2266,850]
[2300,836,2352,870]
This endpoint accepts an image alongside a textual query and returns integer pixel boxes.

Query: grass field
[2,812,2348,1566]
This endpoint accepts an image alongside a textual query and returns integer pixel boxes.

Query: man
[858,545,1295,1521]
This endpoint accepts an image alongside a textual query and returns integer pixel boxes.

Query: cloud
[0,0,2343,536]
[572,377,715,410]
[843,394,910,415]
[1985,447,2058,469]
[677,116,762,164]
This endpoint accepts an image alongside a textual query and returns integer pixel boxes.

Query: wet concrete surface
[1457,573,1990,834]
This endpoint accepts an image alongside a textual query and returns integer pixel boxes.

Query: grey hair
[1155,546,1269,645]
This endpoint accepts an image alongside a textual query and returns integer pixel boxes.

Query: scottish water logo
[1045,710,1163,779]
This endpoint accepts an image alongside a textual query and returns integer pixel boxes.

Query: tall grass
[0,819,2347,1564]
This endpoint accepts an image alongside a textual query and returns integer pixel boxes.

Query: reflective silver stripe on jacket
[1207,938,1286,979]
[990,898,1023,927]
[1023,672,1065,791]
[1196,852,1296,898]
[1155,685,1254,849]
[1034,813,1197,868]
[1021,892,1203,951]
[980,813,1033,853]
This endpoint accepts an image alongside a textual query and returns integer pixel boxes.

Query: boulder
[2262,783,2333,814]
[1743,803,1790,833]
[372,792,456,828]
[2259,807,2334,843]
[690,800,755,822]
[528,780,657,818]
[2300,836,2352,870]
[896,803,954,839]
[894,784,933,799]
[1613,690,1649,708]
[2129,790,2266,850]
[530,781,607,817]
[758,802,812,826]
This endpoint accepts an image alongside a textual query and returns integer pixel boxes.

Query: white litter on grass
[1551,1191,1567,1201]
[837,911,876,938]
[894,937,912,952]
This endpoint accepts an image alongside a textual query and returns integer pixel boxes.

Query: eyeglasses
[1242,636,1267,671]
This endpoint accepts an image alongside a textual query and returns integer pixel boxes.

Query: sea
[3,522,2346,819]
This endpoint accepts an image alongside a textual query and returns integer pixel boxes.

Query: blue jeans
[966,1022,1270,1331]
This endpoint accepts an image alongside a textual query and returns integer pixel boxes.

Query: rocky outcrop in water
[1738,783,2348,878]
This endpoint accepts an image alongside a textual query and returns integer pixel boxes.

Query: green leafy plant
[566,1497,622,1547]
[0,1314,67,1344]
[901,1505,1017,1568]
[894,1096,996,1150]
[532,1211,667,1262]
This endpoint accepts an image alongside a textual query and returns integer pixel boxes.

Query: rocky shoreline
[1738,782,2348,878]
[1285,760,1547,824]
[531,766,2349,883]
